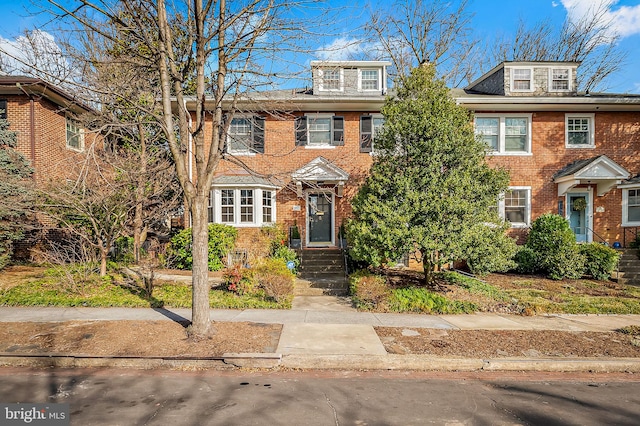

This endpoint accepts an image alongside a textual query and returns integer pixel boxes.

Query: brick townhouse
[191,60,640,250]
[0,75,96,185]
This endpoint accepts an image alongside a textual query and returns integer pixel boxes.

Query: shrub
[388,287,475,314]
[222,264,256,295]
[514,246,539,274]
[254,258,295,302]
[525,214,585,280]
[271,245,299,272]
[349,270,389,310]
[580,243,620,280]
[464,224,517,275]
[166,223,237,271]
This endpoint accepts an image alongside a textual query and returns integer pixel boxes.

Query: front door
[567,192,591,243]
[308,193,333,244]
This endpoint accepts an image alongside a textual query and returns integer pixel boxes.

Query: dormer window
[319,68,342,91]
[551,68,570,91]
[359,69,380,91]
[511,68,532,91]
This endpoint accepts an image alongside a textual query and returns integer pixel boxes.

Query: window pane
[475,118,499,150]
[567,118,590,145]
[513,69,531,90]
[262,191,272,223]
[66,118,82,149]
[240,189,253,223]
[308,117,331,145]
[322,69,340,90]
[361,70,378,90]
[552,69,569,90]
[505,118,527,151]
[504,189,526,223]
[629,206,640,222]
[221,189,234,223]
[229,118,252,151]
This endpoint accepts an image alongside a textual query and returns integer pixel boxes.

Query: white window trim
[66,116,85,152]
[358,68,381,92]
[549,67,572,92]
[304,113,337,149]
[475,113,532,155]
[510,67,534,93]
[565,113,595,148]
[209,187,276,227]
[622,186,640,227]
[227,115,257,156]
[318,68,344,92]
[499,186,531,228]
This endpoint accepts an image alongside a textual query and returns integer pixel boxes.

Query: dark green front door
[308,193,332,243]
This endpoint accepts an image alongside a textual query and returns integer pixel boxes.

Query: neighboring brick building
[0,76,96,185]
[456,61,640,247]
[196,60,640,250]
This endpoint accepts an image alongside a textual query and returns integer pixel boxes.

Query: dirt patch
[0,266,47,290]
[376,327,640,358]
[0,321,281,357]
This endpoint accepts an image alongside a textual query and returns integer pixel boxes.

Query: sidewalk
[1,297,640,372]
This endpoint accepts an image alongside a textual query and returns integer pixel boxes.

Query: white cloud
[316,37,366,60]
[561,0,640,38]
[552,1,560,7]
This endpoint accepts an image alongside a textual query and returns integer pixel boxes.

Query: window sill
[510,223,530,229]
[622,222,640,227]
[487,152,533,156]
[565,145,595,149]
[66,145,84,153]
[305,145,336,150]
[227,151,257,156]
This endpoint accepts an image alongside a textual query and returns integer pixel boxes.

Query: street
[0,368,638,425]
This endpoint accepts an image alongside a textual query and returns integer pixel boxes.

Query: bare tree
[33,0,320,337]
[488,2,626,92]
[364,0,479,86]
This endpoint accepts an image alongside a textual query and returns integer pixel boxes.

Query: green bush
[254,258,295,303]
[464,224,517,275]
[166,223,237,271]
[514,246,539,274]
[525,214,585,280]
[349,270,389,310]
[580,243,620,281]
[271,245,299,273]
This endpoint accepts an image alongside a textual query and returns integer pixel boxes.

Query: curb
[1,353,639,372]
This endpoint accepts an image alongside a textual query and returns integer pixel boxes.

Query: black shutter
[332,116,344,146]
[252,117,265,153]
[295,116,307,146]
[360,115,372,153]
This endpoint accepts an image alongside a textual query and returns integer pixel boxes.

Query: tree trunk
[190,194,211,336]
[100,248,108,277]
[423,259,434,286]
[133,122,147,264]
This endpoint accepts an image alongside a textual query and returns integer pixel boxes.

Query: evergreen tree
[347,64,511,284]
[0,116,34,269]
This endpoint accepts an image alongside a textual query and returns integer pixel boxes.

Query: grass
[0,267,290,309]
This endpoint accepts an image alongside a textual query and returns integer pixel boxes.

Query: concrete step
[299,265,345,273]
[294,277,349,296]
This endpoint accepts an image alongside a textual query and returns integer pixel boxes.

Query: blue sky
[1,0,640,93]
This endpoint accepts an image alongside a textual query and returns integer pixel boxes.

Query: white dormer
[310,61,390,96]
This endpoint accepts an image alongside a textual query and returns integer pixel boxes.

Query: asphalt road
[0,368,638,425]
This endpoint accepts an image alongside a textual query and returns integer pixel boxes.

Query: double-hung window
[210,187,276,226]
[295,114,344,147]
[551,68,570,91]
[511,68,532,92]
[319,68,342,91]
[623,188,640,226]
[565,114,594,148]
[360,114,384,153]
[359,69,380,91]
[475,114,532,154]
[66,116,84,151]
[227,116,265,154]
[499,187,531,228]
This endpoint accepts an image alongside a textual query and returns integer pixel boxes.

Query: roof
[0,76,95,114]
[310,60,391,67]
[212,175,280,188]
[553,157,602,180]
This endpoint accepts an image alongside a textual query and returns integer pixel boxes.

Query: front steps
[295,249,348,296]
[618,249,640,286]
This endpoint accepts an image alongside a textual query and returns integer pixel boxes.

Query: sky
[1,0,640,93]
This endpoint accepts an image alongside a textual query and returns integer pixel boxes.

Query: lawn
[351,268,640,315]
[0,265,291,309]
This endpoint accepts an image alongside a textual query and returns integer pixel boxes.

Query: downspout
[16,83,36,173]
